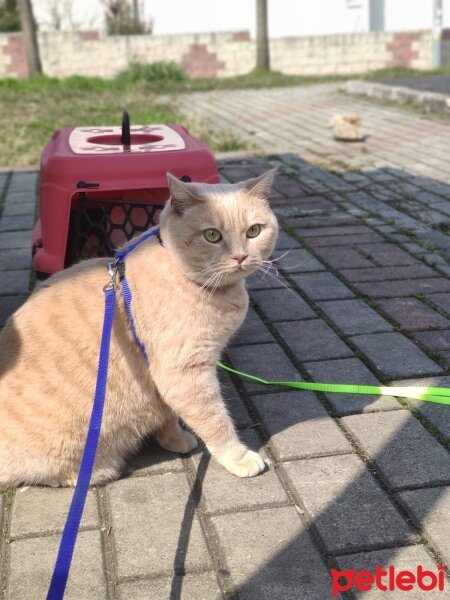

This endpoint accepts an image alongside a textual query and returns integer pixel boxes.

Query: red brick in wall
[3,33,28,77]
[181,43,226,78]
[386,32,420,67]
[79,31,100,42]
[232,31,251,42]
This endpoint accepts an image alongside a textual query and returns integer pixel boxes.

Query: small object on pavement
[330,113,363,141]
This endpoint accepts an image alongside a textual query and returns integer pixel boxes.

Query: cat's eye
[204,228,222,243]
[246,224,261,238]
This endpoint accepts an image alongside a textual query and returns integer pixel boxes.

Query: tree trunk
[132,0,140,31]
[17,0,42,76]
[256,0,270,70]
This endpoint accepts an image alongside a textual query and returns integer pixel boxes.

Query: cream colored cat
[0,169,278,487]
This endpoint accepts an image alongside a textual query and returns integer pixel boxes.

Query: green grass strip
[217,362,450,406]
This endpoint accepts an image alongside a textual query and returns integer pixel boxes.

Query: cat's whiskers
[207,272,224,302]
[256,263,299,297]
[261,260,279,277]
[265,248,292,263]
[184,265,218,277]
[276,262,307,272]
[195,271,220,297]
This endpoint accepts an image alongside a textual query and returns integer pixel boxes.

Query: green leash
[218,362,450,406]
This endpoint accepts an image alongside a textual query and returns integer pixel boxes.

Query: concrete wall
[0,28,445,80]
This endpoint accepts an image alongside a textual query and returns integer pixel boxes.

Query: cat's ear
[240,167,277,201]
[166,173,203,215]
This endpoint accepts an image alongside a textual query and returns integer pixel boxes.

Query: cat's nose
[231,254,248,265]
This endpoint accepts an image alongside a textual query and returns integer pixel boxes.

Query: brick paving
[1,84,450,598]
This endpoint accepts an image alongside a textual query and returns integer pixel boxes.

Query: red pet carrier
[32,113,220,277]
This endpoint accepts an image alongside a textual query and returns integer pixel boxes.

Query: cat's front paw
[220,448,266,478]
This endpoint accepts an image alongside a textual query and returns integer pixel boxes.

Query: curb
[341,80,450,115]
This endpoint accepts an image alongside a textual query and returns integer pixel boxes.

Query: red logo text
[330,565,446,596]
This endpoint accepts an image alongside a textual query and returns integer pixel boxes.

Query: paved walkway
[1,84,450,598]
[377,74,450,95]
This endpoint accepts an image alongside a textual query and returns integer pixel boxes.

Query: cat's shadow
[125,435,188,476]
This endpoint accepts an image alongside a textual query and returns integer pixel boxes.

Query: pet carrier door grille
[68,196,164,264]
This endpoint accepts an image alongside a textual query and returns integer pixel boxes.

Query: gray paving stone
[334,545,446,600]
[0,214,36,232]
[0,295,27,326]
[0,248,31,271]
[350,332,442,378]
[191,430,287,513]
[313,246,374,269]
[0,172,8,193]
[393,375,450,439]
[413,329,450,351]
[274,229,301,251]
[109,473,212,578]
[277,196,336,213]
[10,488,98,536]
[127,436,184,476]
[398,487,450,566]
[284,455,418,554]
[319,298,393,335]
[2,201,36,217]
[284,214,359,229]
[0,230,32,250]
[252,390,352,459]
[212,506,332,600]
[403,241,428,255]
[342,411,450,489]
[275,319,353,362]
[117,572,222,600]
[230,307,274,346]
[296,225,373,238]
[376,297,449,331]
[427,292,450,315]
[354,278,450,298]
[7,530,107,600]
[4,190,36,204]
[291,272,355,300]
[341,264,438,282]
[226,343,300,395]
[304,358,400,415]
[251,287,316,322]
[8,171,38,193]
[308,233,385,247]
[276,247,326,273]
[356,243,420,266]
[246,271,287,291]
[0,269,30,295]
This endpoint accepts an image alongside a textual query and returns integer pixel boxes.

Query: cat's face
[159,170,279,287]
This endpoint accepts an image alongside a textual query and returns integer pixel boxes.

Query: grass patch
[363,64,450,80]
[2,62,449,168]
[0,84,181,167]
[187,115,251,154]
[0,64,258,167]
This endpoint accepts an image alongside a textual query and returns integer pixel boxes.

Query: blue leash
[47,227,159,600]
[46,287,115,599]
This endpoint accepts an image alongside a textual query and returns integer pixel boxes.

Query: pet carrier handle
[121,111,131,146]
